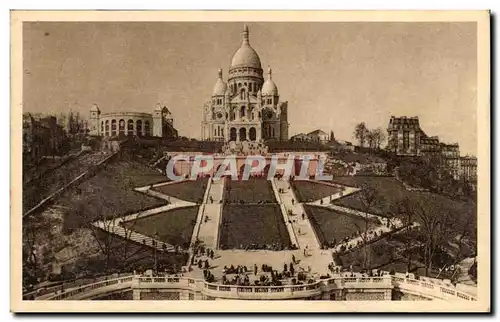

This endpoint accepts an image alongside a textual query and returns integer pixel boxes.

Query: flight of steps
[93,220,176,252]
[455,257,477,286]
[196,179,225,249]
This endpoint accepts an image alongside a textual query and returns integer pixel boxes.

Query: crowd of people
[223,199,275,205]
[326,262,390,278]
[206,259,315,287]
[192,243,215,260]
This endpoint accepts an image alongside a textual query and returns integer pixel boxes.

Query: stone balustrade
[201,280,323,300]
[391,276,477,301]
[34,274,477,301]
[46,275,134,300]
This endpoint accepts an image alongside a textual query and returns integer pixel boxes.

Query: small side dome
[261,65,278,96]
[212,68,227,96]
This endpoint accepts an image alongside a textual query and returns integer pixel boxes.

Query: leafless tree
[354,184,383,271]
[74,194,120,274]
[22,214,60,283]
[353,122,369,148]
[390,197,420,273]
[408,199,454,277]
[118,189,151,270]
[367,131,376,151]
[372,128,386,150]
[446,214,476,281]
[23,220,40,278]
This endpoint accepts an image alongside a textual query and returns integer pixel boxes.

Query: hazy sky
[23,22,477,155]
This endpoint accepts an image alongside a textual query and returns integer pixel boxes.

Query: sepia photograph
[10,10,490,312]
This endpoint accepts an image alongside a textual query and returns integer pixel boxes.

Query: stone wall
[140,291,180,300]
[344,291,386,301]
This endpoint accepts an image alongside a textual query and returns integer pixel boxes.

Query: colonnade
[100,118,152,137]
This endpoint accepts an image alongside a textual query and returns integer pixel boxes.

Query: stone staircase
[274,178,321,250]
[93,220,176,252]
[196,179,225,249]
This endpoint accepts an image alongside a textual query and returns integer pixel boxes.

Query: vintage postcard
[10,10,490,313]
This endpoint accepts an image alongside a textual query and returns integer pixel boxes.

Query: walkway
[134,181,196,205]
[455,257,477,288]
[196,179,225,249]
[274,178,321,250]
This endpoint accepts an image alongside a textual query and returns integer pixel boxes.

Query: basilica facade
[201,24,289,143]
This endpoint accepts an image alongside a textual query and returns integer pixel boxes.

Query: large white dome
[230,45,262,69]
[229,24,262,69]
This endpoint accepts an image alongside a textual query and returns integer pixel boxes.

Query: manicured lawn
[122,206,199,249]
[152,178,208,203]
[223,178,276,204]
[304,205,377,246]
[291,180,344,203]
[219,205,291,249]
[56,159,169,232]
[337,237,403,272]
[331,176,476,238]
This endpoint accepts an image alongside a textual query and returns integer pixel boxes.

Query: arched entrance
[249,127,257,141]
[230,128,237,141]
[118,119,125,137]
[127,119,134,136]
[239,128,247,141]
[136,120,143,136]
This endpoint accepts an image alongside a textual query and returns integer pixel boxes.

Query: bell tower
[89,104,100,136]
[153,104,164,137]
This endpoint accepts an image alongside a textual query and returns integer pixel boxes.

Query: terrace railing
[44,275,134,301]
[35,274,477,301]
[201,280,323,300]
[391,276,477,301]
